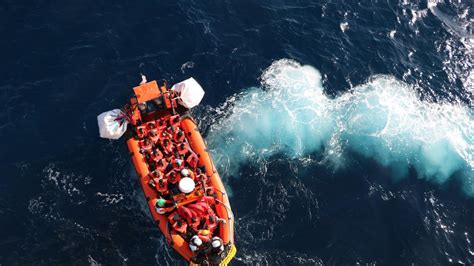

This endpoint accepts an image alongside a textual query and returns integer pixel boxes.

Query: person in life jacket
[188,200,220,231]
[188,217,201,233]
[149,169,162,179]
[160,138,174,155]
[167,171,179,184]
[211,236,224,254]
[186,152,199,170]
[136,126,147,139]
[155,177,168,195]
[156,119,166,132]
[189,235,203,253]
[150,149,163,162]
[167,125,176,135]
[205,187,216,197]
[172,155,185,172]
[195,168,208,187]
[170,115,180,127]
[147,170,163,190]
[146,121,156,130]
[189,229,211,253]
[174,129,186,143]
[205,213,226,233]
[169,213,187,234]
[206,214,218,232]
[155,158,167,172]
[149,128,159,143]
[140,138,153,151]
[154,198,174,214]
[177,142,190,156]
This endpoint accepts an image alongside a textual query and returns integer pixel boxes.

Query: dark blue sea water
[1,0,473,265]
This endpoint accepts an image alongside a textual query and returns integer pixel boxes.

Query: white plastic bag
[171,77,205,108]
[97,109,128,140]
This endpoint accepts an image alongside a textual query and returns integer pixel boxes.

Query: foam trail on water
[207,59,474,195]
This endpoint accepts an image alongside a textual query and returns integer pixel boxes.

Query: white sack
[171,77,205,108]
[97,109,128,140]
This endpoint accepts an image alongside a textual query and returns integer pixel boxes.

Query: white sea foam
[207,59,474,195]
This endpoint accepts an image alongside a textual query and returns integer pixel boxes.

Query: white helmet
[191,235,202,246]
[189,235,202,252]
[181,168,190,177]
[211,236,223,250]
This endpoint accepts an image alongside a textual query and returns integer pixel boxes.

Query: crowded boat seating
[124,80,236,265]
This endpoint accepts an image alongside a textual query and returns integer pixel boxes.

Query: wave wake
[206,59,473,195]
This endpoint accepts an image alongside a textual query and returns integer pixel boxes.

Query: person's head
[157,198,166,207]
[181,168,190,177]
[191,235,202,246]
[211,237,223,251]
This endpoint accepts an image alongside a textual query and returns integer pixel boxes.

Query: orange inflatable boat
[123,80,235,265]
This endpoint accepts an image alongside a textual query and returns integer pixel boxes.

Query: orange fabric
[133,81,161,103]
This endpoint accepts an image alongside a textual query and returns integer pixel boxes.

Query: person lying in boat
[189,229,211,254]
[189,231,225,263]
[210,236,224,254]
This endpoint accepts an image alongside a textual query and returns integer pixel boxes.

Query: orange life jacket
[174,130,186,143]
[140,139,153,150]
[186,152,199,169]
[146,121,156,130]
[155,178,168,194]
[150,149,163,162]
[177,142,190,156]
[136,126,147,139]
[160,138,174,155]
